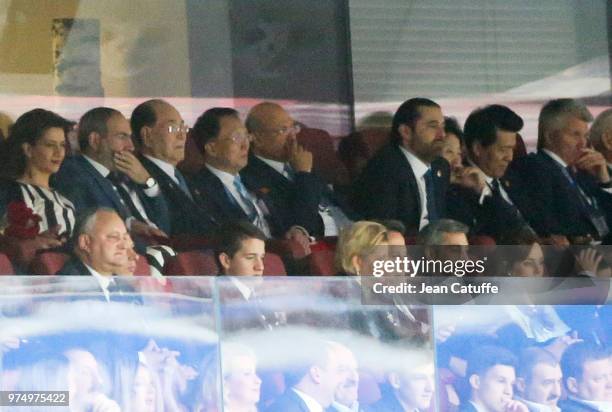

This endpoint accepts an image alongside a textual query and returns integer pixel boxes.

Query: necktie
[283,163,295,181]
[424,168,439,222]
[234,176,258,222]
[174,169,193,200]
[563,166,609,238]
[107,172,145,221]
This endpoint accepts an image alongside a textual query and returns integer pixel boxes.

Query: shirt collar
[256,155,286,176]
[83,155,111,178]
[85,263,114,301]
[205,163,238,187]
[541,149,569,169]
[292,388,324,412]
[398,145,429,178]
[469,400,489,412]
[230,277,253,300]
[145,155,176,180]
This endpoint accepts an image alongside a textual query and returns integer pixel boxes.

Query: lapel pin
[436,170,442,178]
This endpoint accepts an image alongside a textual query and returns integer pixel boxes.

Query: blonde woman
[335,221,389,276]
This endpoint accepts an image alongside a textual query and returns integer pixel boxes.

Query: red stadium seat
[133,254,151,276]
[297,127,350,186]
[263,253,286,276]
[164,250,219,276]
[0,253,15,275]
[309,249,336,276]
[28,251,70,275]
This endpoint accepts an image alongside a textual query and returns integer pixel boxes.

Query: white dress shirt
[205,164,271,237]
[398,146,431,229]
[144,155,179,185]
[84,263,113,302]
[83,155,159,228]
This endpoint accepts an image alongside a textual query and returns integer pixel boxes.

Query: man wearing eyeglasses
[189,108,313,248]
[131,99,217,236]
[242,102,356,238]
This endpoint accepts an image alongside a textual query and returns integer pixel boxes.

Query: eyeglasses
[266,124,301,137]
[166,124,191,134]
[225,132,253,144]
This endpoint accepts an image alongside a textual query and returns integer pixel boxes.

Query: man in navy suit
[266,341,354,412]
[188,107,310,245]
[130,99,217,236]
[510,99,612,245]
[446,105,535,241]
[353,98,450,237]
[559,342,612,412]
[460,345,527,412]
[243,102,356,239]
[54,107,169,240]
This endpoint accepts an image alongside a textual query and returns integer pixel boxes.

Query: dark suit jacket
[266,389,310,412]
[53,155,170,233]
[139,155,217,236]
[241,154,358,237]
[188,166,284,237]
[353,144,450,236]
[365,392,406,412]
[509,151,612,239]
[558,398,599,412]
[57,256,90,276]
[446,169,534,241]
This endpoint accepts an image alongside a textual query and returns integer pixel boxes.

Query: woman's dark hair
[1,108,70,179]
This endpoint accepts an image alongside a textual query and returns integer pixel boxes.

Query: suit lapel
[200,168,247,220]
[76,156,130,217]
[393,146,423,218]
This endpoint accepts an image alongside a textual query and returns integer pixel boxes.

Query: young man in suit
[353,98,449,237]
[559,342,612,412]
[189,107,310,247]
[460,345,528,412]
[266,341,354,412]
[54,107,169,240]
[130,99,217,236]
[243,102,356,239]
[446,104,535,241]
[509,99,612,245]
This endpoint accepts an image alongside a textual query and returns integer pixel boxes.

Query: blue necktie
[562,166,609,238]
[234,176,258,222]
[424,168,439,222]
[283,163,295,181]
[174,169,193,200]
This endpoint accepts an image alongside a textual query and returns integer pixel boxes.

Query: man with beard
[353,98,449,237]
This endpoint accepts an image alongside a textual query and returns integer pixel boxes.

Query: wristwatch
[140,177,157,189]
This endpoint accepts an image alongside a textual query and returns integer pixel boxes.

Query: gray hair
[416,219,468,246]
[537,98,593,150]
[589,108,612,152]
